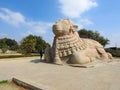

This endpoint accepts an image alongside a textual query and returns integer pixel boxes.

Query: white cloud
[0,32,7,37]
[59,0,98,18]
[80,18,93,25]
[0,8,53,35]
[58,0,97,29]
[0,8,25,26]
[27,21,53,34]
[73,18,93,30]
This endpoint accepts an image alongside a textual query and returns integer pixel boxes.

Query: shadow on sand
[30,59,45,64]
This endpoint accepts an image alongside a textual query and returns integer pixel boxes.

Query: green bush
[0,80,8,84]
[0,44,8,53]
[105,48,120,57]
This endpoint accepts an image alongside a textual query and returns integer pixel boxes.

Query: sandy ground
[0,57,120,90]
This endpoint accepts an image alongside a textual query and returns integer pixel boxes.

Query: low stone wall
[12,78,42,90]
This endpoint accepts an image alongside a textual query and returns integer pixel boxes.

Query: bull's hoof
[54,57,63,65]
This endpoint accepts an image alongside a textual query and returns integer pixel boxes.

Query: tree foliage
[0,43,8,53]
[78,29,109,47]
[19,35,50,54]
[0,38,18,53]
[105,48,120,57]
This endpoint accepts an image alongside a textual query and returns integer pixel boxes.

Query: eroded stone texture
[45,19,112,65]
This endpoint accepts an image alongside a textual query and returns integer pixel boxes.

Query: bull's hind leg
[69,50,90,64]
[96,47,111,60]
[107,53,112,59]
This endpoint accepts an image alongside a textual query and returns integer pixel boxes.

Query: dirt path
[0,57,120,90]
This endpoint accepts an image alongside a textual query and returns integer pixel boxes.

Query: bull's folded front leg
[53,45,63,65]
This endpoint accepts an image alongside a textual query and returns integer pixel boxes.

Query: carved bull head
[52,19,78,36]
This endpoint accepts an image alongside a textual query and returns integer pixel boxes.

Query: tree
[0,43,8,53]
[20,35,36,54]
[78,29,109,47]
[19,35,50,54]
[35,36,50,52]
[5,38,18,50]
[0,38,18,51]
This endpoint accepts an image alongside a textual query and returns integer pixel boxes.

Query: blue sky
[0,0,120,47]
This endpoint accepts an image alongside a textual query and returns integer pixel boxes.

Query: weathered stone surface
[45,19,112,65]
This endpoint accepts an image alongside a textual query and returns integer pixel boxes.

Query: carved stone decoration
[45,19,112,65]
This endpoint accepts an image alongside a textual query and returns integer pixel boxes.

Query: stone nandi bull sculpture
[45,19,112,65]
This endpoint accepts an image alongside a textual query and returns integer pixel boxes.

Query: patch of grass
[0,80,8,84]
[0,54,40,59]
[0,80,27,90]
[0,81,19,90]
